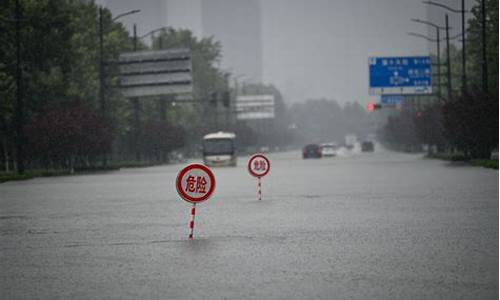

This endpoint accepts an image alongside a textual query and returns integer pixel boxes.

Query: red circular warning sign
[247,154,271,178]
[176,164,216,204]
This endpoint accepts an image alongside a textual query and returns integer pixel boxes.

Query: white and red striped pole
[188,203,196,239]
[258,177,262,201]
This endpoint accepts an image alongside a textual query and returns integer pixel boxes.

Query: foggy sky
[96,0,472,105]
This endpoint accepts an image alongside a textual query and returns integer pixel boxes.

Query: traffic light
[367,102,382,112]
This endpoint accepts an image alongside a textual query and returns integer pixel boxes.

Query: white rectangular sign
[236,95,275,120]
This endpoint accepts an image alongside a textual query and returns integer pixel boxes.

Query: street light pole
[410,18,449,100]
[15,0,24,174]
[407,31,442,99]
[423,0,468,93]
[99,7,105,115]
[445,14,452,98]
[481,0,488,94]
[136,26,173,124]
[98,8,140,165]
[461,0,466,93]
[98,8,140,118]
[436,28,441,99]
[132,23,141,161]
[412,16,452,99]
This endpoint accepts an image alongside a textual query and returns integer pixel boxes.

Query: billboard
[369,56,432,95]
[235,95,275,120]
[118,48,193,98]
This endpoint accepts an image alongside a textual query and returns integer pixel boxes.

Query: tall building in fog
[99,0,263,84]
[201,0,262,83]
[166,0,263,83]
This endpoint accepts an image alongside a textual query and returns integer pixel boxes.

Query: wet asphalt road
[1,149,498,299]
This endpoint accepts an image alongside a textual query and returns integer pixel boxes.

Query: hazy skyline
[97,0,472,105]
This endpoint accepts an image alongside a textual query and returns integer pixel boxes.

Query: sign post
[176,164,216,239]
[247,154,271,201]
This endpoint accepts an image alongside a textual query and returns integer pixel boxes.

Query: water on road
[1,150,498,299]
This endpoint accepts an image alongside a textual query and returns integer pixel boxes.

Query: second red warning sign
[247,154,271,178]
[176,163,216,204]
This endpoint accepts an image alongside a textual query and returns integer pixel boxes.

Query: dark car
[303,144,322,159]
[361,141,374,152]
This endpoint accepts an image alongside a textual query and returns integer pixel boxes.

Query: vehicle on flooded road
[202,132,237,167]
[361,141,374,152]
[320,143,337,157]
[302,144,322,159]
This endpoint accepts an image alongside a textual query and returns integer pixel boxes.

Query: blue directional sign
[381,95,404,105]
[369,56,432,95]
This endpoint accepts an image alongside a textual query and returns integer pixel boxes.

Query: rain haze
[97,0,434,105]
[1,0,498,299]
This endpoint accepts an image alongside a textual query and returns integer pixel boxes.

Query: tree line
[0,0,233,173]
[379,0,498,159]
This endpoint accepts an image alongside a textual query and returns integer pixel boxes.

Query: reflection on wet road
[1,150,498,299]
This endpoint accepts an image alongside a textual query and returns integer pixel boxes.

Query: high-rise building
[201,0,262,83]
[99,0,263,83]
[165,0,262,83]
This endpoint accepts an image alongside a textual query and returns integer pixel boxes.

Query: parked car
[361,141,374,152]
[303,144,322,159]
[320,143,337,157]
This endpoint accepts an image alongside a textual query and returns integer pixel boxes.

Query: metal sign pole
[189,203,196,239]
[258,177,262,201]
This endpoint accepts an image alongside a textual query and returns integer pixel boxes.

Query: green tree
[466,0,498,93]
[0,0,134,171]
[144,28,230,153]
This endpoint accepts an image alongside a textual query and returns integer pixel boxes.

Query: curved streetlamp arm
[408,31,464,42]
[422,1,468,13]
[408,32,437,42]
[411,18,449,30]
[112,9,141,22]
[139,26,170,40]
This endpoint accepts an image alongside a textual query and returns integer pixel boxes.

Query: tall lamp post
[14,0,24,174]
[480,0,488,94]
[137,26,172,123]
[411,18,452,99]
[408,31,463,101]
[129,25,171,160]
[407,31,442,99]
[139,27,170,50]
[423,0,468,94]
[98,8,140,117]
[98,8,140,165]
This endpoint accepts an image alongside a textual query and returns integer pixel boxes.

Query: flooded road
[1,150,498,299]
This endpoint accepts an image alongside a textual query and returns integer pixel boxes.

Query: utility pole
[15,0,24,174]
[98,7,108,167]
[481,0,488,94]
[98,8,139,166]
[461,0,467,93]
[99,8,105,115]
[409,18,447,100]
[132,24,141,161]
[423,1,467,94]
[436,28,441,99]
[445,14,452,99]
